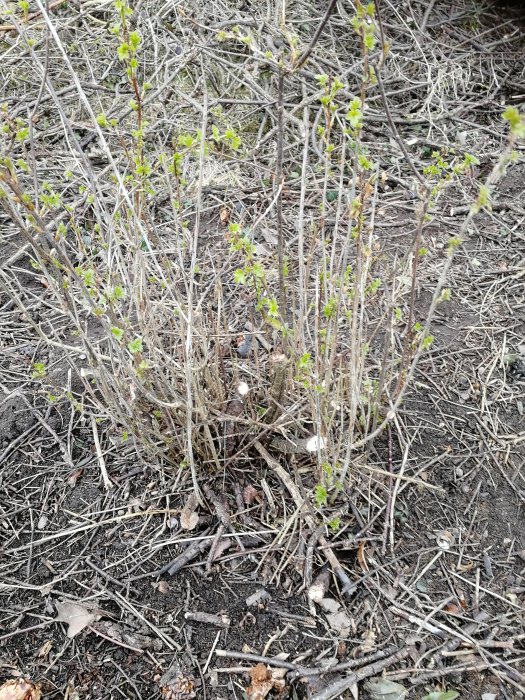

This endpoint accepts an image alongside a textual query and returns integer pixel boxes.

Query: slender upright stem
[276,64,286,320]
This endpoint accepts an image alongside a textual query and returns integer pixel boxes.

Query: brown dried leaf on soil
[358,628,377,654]
[245,664,286,700]
[180,493,199,530]
[318,597,352,637]
[54,599,102,638]
[219,207,230,225]
[442,602,463,616]
[243,484,261,505]
[36,639,53,658]
[66,468,83,487]
[0,679,41,700]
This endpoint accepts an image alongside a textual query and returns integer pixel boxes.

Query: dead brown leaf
[443,603,463,616]
[0,679,41,700]
[219,207,230,225]
[54,599,101,638]
[246,664,273,700]
[243,484,261,505]
[36,639,52,658]
[245,664,286,700]
[180,493,199,530]
[66,468,83,488]
[358,628,377,654]
[326,610,352,638]
[457,560,474,572]
[357,541,369,572]
[158,580,170,594]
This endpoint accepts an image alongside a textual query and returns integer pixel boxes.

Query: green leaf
[358,154,373,170]
[297,352,311,369]
[447,236,463,254]
[129,31,141,49]
[502,106,525,138]
[421,334,434,350]
[314,484,328,507]
[463,153,479,167]
[31,362,46,379]
[127,337,143,354]
[345,96,363,129]
[422,692,460,700]
[82,268,95,287]
[178,133,194,148]
[328,517,340,531]
[233,268,246,284]
[363,25,376,50]
[250,262,264,279]
[15,127,29,141]
[265,297,279,318]
[117,43,130,61]
[111,326,124,341]
[478,184,491,208]
[96,113,109,128]
[112,285,125,300]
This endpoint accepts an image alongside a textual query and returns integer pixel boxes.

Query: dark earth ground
[1,0,525,699]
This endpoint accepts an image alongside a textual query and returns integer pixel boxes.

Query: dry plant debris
[0,0,524,698]
[245,663,286,700]
[0,680,41,700]
[54,599,103,638]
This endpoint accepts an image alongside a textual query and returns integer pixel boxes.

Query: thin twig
[294,0,339,70]
[91,415,112,490]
